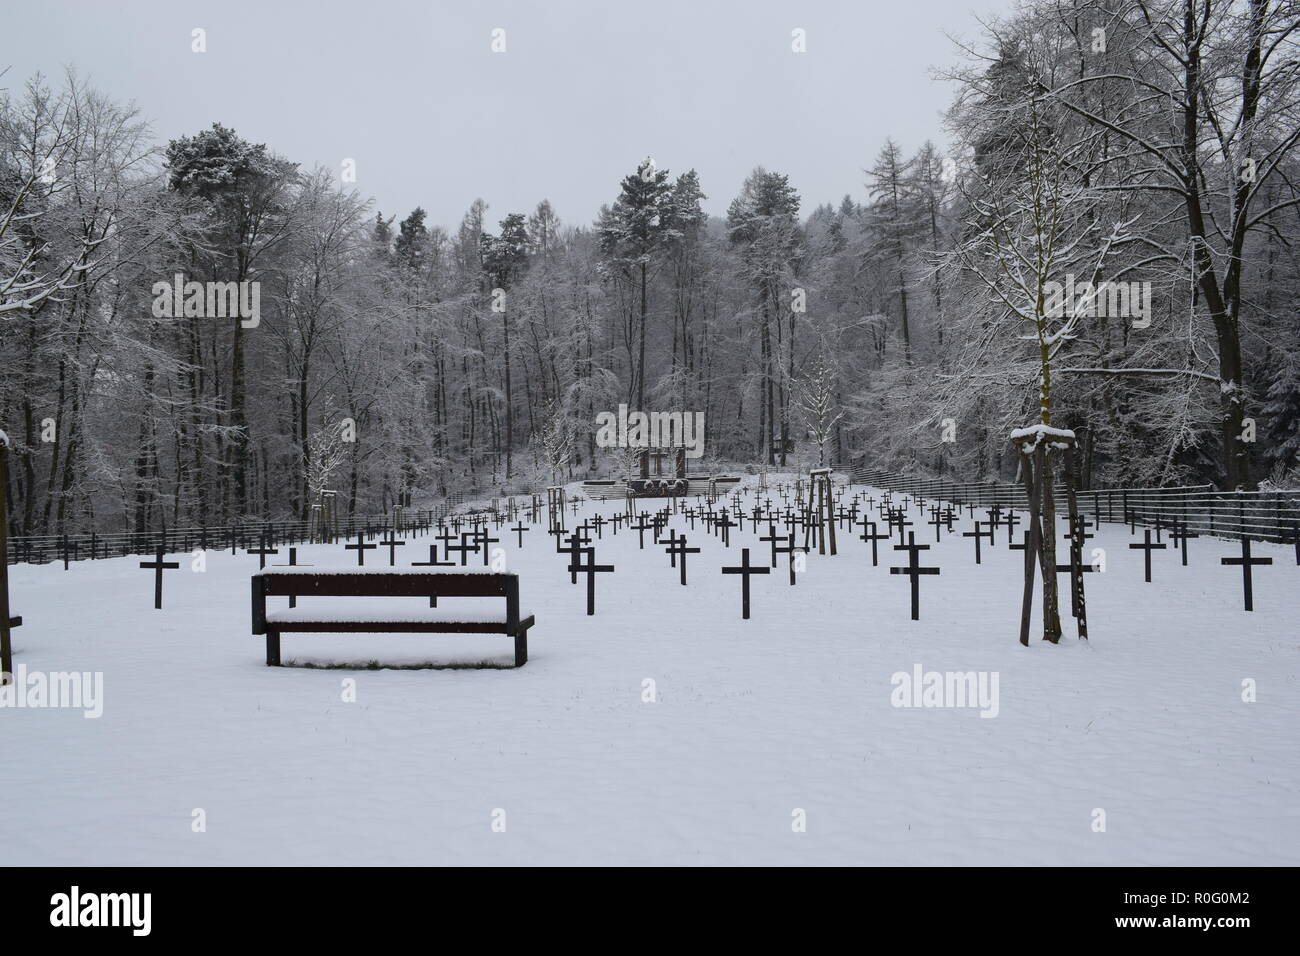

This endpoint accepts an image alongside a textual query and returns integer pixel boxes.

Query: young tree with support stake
[957,95,1114,643]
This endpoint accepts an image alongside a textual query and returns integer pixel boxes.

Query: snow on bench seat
[266,603,528,626]
[253,566,506,575]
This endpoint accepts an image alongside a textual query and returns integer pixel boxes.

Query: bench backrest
[257,571,513,598]
[252,570,520,636]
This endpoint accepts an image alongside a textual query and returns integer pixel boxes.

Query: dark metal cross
[890,532,940,621]
[379,531,406,567]
[246,532,279,570]
[511,521,530,548]
[664,533,700,586]
[475,529,500,567]
[435,526,456,560]
[983,506,1003,536]
[1221,536,1272,611]
[568,547,614,615]
[1168,519,1199,566]
[559,528,592,583]
[962,521,995,564]
[759,525,784,567]
[1128,529,1166,583]
[345,532,376,567]
[715,511,735,547]
[772,532,804,586]
[632,514,656,550]
[1003,510,1021,545]
[888,509,913,546]
[139,546,180,609]
[721,548,769,619]
[859,520,889,567]
[662,529,683,568]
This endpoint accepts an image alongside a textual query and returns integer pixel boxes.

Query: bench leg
[514,630,527,667]
[266,629,281,666]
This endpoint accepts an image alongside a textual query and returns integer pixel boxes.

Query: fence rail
[850,466,1300,544]
[3,488,540,566]
[5,506,452,566]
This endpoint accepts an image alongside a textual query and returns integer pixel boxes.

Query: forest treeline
[2,0,1298,535]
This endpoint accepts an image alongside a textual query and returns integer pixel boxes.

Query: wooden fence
[850,466,1300,543]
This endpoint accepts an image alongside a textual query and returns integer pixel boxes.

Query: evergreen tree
[865,139,922,363]
[394,207,429,271]
[727,168,802,464]
[164,123,298,519]
[596,157,674,409]
[482,212,531,478]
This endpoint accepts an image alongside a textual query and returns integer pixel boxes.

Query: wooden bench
[251,568,535,667]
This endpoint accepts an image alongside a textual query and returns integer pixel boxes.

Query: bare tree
[794,354,844,466]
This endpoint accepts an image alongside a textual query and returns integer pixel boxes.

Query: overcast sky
[8,0,1009,230]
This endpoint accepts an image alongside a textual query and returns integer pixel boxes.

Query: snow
[1010,423,1078,453]
[1009,423,1077,440]
[266,602,519,626]
[3,477,1297,865]
[254,565,507,576]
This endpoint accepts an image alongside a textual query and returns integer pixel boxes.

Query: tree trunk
[637,262,647,410]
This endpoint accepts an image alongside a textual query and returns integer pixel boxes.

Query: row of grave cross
[15,512,442,564]
[105,480,1300,619]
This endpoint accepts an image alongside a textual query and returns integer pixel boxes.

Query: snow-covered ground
[3,479,1297,865]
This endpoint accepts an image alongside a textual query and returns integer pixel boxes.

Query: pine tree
[596,157,674,410]
[482,213,531,479]
[727,168,802,464]
[164,123,298,520]
[394,207,429,270]
[865,139,922,363]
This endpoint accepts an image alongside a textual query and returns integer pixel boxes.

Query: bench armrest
[251,575,266,634]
